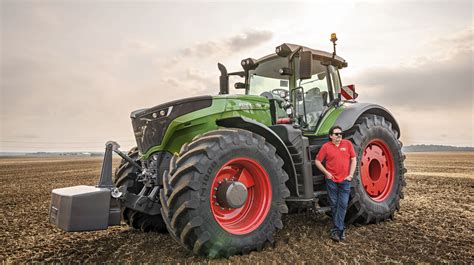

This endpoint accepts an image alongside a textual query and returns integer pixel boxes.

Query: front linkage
[49,141,161,231]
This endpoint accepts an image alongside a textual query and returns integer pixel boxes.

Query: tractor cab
[237,40,348,132]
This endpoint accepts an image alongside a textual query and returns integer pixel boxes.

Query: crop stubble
[0,152,473,263]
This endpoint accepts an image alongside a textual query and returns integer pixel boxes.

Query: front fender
[216,116,299,197]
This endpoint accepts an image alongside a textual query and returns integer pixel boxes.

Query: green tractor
[50,35,406,258]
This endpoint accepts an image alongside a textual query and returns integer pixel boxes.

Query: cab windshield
[247,57,289,96]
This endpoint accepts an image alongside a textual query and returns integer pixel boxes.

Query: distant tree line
[402,144,474,152]
[29,152,104,157]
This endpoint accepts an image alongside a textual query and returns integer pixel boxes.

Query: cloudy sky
[1,0,472,152]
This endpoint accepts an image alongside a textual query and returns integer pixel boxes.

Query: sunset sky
[1,0,473,152]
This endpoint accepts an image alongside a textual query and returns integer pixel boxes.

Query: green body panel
[141,95,272,160]
[218,95,272,126]
[308,105,346,137]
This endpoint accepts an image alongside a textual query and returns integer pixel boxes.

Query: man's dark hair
[328,125,343,140]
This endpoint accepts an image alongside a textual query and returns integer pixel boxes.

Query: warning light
[330,33,337,42]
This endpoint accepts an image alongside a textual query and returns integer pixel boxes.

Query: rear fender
[335,103,401,138]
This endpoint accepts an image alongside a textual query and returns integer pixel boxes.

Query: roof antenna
[330,33,338,59]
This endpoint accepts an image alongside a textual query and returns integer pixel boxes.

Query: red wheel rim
[210,157,272,235]
[360,139,394,201]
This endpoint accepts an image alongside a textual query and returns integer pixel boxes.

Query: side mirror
[234,82,247,89]
[299,50,312,80]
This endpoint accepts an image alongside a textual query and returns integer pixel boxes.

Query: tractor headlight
[240,58,258,71]
[275,44,293,57]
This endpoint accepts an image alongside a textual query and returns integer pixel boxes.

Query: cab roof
[256,43,348,69]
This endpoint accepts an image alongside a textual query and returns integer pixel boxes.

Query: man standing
[315,125,356,241]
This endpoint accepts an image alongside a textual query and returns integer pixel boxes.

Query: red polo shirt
[316,139,356,183]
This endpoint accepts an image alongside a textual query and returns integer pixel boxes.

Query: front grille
[131,96,212,154]
[131,115,170,154]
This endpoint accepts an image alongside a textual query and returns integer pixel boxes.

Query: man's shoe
[330,231,340,242]
[340,230,346,241]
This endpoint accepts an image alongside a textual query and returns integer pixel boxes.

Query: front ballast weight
[49,141,158,232]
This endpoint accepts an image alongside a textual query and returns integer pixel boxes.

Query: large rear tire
[114,147,167,232]
[160,129,290,258]
[345,114,407,224]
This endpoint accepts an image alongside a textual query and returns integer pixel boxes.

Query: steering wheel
[261,89,292,111]
[271,89,289,99]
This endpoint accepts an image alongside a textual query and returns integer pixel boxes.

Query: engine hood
[130,95,213,154]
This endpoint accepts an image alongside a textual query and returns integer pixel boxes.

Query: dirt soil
[1,152,473,263]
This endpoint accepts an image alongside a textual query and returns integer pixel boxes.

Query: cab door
[293,60,334,132]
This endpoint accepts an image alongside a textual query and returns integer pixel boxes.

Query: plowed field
[1,152,473,263]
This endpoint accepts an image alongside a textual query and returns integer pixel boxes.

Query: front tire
[160,129,290,258]
[345,114,407,224]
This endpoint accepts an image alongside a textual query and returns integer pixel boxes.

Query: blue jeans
[325,179,351,235]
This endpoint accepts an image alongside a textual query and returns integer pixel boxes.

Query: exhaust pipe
[218,63,229,95]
